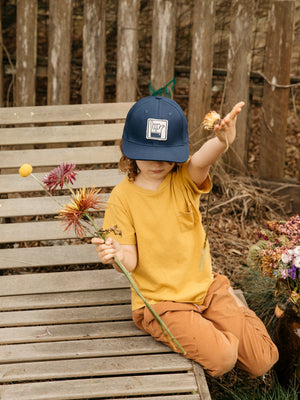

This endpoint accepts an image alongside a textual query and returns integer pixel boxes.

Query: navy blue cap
[122,96,190,163]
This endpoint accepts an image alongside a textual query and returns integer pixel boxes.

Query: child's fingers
[91,237,105,244]
[228,101,245,120]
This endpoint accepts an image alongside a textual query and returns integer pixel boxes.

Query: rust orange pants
[132,274,279,377]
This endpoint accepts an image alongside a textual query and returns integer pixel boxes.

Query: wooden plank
[0,270,129,296]
[0,373,197,400]
[192,362,212,400]
[151,0,176,93]
[0,354,192,382]
[116,0,140,101]
[0,123,123,145]
[0,244,101,269]
[0,1,2,107]
[0,169,123,194]
[259,0,295,180]
[0,102,134,125]
[82,0,106,103]
[0,146,121,169]
[188,0,215,152]
[0,336,169,363]
[47,0,72,105]
[16,0,37,106]
[0,218,104,243]
[0,288,131,311]
[0,321,141,344]
[223,0,254,173]
[0,304,132,327]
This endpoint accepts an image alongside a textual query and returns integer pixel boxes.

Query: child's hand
[214,101,245,146]
[91,236,122,265]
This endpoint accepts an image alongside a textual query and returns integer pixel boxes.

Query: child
[92,96,278,377]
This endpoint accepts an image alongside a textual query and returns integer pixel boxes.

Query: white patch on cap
[146,118,168,141]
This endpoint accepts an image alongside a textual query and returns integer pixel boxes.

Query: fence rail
[0,0,299,181]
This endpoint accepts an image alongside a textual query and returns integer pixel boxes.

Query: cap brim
[122,139,189,163]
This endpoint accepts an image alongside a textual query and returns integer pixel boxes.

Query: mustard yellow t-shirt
[103,163,214,310]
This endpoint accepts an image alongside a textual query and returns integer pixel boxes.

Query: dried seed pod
[202,110,221,130]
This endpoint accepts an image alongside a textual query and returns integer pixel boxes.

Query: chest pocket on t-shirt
[177,205,195,232]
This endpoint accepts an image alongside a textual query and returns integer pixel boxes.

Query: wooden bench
[0,103,211,400]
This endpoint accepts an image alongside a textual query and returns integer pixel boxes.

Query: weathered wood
[0,146,121,168]
[259,0,295,180]
[0,1,3,107]
[193,362,212,400]
[151,0,176,93]
[0,123,123,145]
[0,304,132,327]
[116,0,140,101]
[223,0,254,173]
[0,373,197,400]
[0,269,128,296]
[0,169,123,194]
[0,354,191,382]
[82,0,106,103]
[47,0,72,105]
[188,0,216,153]
[0,288,131,311]
[0,336,169,363]
[16,0,37,106]
[0,102,133,124]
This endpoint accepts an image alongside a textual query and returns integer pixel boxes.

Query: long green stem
[113,255,186,355]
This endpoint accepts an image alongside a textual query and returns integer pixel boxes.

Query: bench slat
[0,102,134,125]
[0,244,102,269]
[0,288,131,311]
[0,354,192,383]
[0,373,197,400]
[0,169,123,194]
[0,321,142,344]
[1,218,104,243]
[0,304,132,327]
[0,270,129,296]
[0,146,121,169]
[0,336,169,363]
[0,124,123,145]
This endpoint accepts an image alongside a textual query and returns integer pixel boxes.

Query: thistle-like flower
[58,187,105,237]
[202,110,221,130]
[43,163,78,191]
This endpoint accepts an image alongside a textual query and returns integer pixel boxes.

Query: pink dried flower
[43,163,78,191]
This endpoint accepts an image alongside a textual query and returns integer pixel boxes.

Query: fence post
[151,0,176,95]
[0,0,3,107]
[188,0,216,153]
[48,0,72,105]
[259,0,295,181]
[223,0,254,173]
[116,0,140,102]
[16,0,37,107]
[82,0,106,104]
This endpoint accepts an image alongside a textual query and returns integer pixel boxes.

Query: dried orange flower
[58,186,105,237]
[202,110,221,130]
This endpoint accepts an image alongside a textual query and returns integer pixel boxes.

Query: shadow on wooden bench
[0,103,211,400]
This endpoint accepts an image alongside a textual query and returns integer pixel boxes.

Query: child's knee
[245,346,279,377]
[202,345,238,377]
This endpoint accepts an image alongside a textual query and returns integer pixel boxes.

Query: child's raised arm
[187,101,245,186]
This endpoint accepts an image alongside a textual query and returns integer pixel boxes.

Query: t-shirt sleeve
[180,162,212,195]
[102,188,137,245]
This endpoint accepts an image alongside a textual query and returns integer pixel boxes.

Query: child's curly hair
[118,139,139,181]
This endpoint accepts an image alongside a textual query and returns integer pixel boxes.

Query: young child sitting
[92,96,278,377]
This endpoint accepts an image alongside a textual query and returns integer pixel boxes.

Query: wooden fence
[0,0,299,181]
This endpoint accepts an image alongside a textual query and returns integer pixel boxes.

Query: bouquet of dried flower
[247,215,300,317]
[19,162,186,355]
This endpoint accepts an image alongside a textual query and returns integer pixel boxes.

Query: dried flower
[43,163,78,191]
[19,163,33,177]
[58,187,105,237]
[202,110,221,130]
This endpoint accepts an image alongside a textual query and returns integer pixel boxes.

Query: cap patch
[146,118,168,141]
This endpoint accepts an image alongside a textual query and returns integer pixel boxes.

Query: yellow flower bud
[19,163,33,177]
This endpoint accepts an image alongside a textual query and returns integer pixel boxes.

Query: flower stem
[30,173,63,207]
[113,254,186,355]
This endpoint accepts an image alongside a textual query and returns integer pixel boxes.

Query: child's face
[136,160,175,181]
